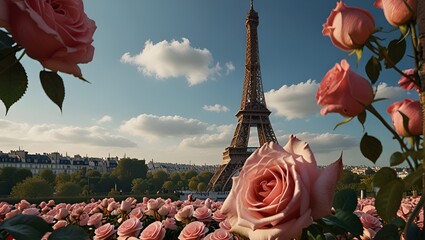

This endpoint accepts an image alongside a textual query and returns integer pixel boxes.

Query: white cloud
[225,62,235,75]
[179,124,233,148]
[120,114,209,140]
[121,38,222,86]
[375,82,406,100]
[279,132,357,153]
[265,80,320,120]
[203,104,230,112]
[96,115,113,124]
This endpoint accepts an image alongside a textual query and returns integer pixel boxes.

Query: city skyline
[0,1,416,167]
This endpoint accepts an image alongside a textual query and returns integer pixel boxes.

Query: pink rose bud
[178,221,209,240]
[53,220,68,230]
[120,201,131,213]
[398,69,419,92]
[5,209,20,219]
[175,205,194,222]
[107,202,117,212]
[54,208,69,220]
[47,200,55,207]
[316,59,374,117]
[0,0,96,77]
[139,221,166,240]
[158,205,170,216]
[101,198,109,208]
[221,137,343,240]
[323,1,375,51]
[94,223,117,240]
[79,213,90,226]
[387,98,422,136]
[374,0,416,26]
[18,200,31,211]
[22,208,40,215]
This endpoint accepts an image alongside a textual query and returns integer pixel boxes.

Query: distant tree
[197,182,207,192]
[39,169,56,185]
[0,167,32,195]
[170,172,181,182]
[113,158,148,192]
[71,168,87,187]
[96,173,119,194]
[132,178,149,194]
[86,169,102,178]
[55,172,71,187]
[150,169,169,191]
[188,177,199,191]
[162,181,175,193]
[10,177,53,198]
[196,171,213,183]
[56,182,82,197]
[184,170,197,181]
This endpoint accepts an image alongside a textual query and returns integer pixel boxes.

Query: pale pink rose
[158,205,170,216]
[193,206,212,223]
[47,200,55,207]
[54,208,68,220]
[323,1,375,51]
[374,0,416,26]
[117,218,143,238]
[79,213,89,226]
[53,220,68,230]
[212,209,226,222]
[41,215,54,224]
[101,198,109,208]
[129,207,145,219]
[94,223,117,240]
[120,200,132,213]
[387,98,422,136]
[88,213,103,228]
[203,229,233,240]
[5,209,20,219]
[17,200,31,211]
[139,221,166,240]
[0,204,10,215]
[163,217,178,230]
[0,0,96,77]
[178,221,209,240]
[41,232,52,240]
[399,69,419,92]
[107,201,118,212]
[219,219,232,231]
[175,205,194,222]
[204,198,213,209]
[147,198,164,211]
[221,136,343,240]
[39,201,47,209]
[360,213,382,232]
[316,59,374,117]
[361,228,376,240]
[22,207,39,215]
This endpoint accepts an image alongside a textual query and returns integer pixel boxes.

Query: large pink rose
[178,221,209,240]
[221,136,343,240]
[117,218,143,238]
[316,59,374,117]
[387,98,422,136]
[94,223,117,240]
[323,1,375,51]
[0,0,96,77]
[139,221,166,240]
[374,0,416,26]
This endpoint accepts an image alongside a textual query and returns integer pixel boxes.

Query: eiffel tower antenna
[208,2,278,192]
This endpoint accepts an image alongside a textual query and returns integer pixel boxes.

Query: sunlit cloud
[203,104,230,113]
[179,124,233,148]
[96,115,113,124]
[375,82,407,100]
[225,61,235,75]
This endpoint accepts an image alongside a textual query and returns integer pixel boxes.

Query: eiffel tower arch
[208,1,278,192]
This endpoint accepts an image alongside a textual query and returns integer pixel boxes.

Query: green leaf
[333,189,358,213]
[385,39,406,68]
[398,110,412,136]
[373,167,397,188]
[48,225,89,240]
[374,224,400,240]
[365,56,381,84]
[333,117,354,130]
[375,179,404,223]
[360,133,382,164]
[301,224,325,240]
[357,111,366,130]
[403,167,424,190]
[0,30,14,51]
[321,212,363,237]
[390,151,405,166]
[0,57,27,114]
[406,223,425,240]
[391,217,406,229]
[40,70,65,111]
[0,214,52,240]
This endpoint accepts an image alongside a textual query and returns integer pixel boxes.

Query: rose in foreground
[316,59,374,117]
[387,98,422,137]
[221,136,343,240]
[0,0,96,78]
[374,0,416,26]
[322,1,375,51]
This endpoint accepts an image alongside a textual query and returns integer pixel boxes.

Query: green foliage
[38,169,56,185]
[197,182,207,192]
[389,151,405,166]
[0,214,51,240]
[131,178,149,194]
[163,181,175,192]
[10,177,54,199]
[333,189,357,213]
[0,167,32,195]
[188,178,200,191]
[384,39,406,68]
[374,224,400,240]
[373,167,397,188]
[360,133,382,164]
[56,182,82,197]
[113,158,148,192]
[375,179,404,223]
[365,56,381,84]
[0,55,27,114]
[48,225,89,240]
[403,167,423,190]
[39,70,65,111]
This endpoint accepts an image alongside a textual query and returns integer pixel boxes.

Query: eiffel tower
[208,0,278,191]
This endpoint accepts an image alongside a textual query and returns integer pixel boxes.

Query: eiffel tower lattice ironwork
[208,1,278,192]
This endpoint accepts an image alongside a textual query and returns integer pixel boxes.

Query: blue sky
[0,0,417,166]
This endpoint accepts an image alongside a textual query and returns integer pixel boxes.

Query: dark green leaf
[333,117,354,130]
[40,70,65,111]
[398,110,412,136]
[48,225,89,240]
[374,224,400,240]
[357,111,366,130]
[391,217,406,229]
[365,56,381,84]
[385,39,406,68]
[0,57,27,114]
[403,167,424,190]
[321,212,363,237]
[333,189,358,213]
[390,151,405,166]
[0,214,52,240]
[360,133,382,164]
[0,30,14,50]
[301,224,325,240]
[375,179,404,223]
[373,167,397,188]
[406,223,425,240]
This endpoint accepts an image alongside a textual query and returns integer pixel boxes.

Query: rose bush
[0,0,96,78]
[322,1,375,51]
[221,136,343,240]
[316,59,374,117]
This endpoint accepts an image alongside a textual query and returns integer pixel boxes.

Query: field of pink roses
[0,195,423,240]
